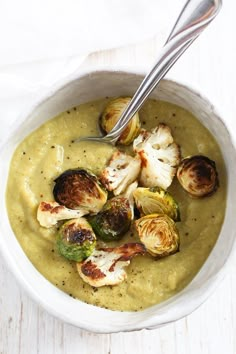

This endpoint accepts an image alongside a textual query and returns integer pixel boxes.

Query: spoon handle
[106,0,222,142]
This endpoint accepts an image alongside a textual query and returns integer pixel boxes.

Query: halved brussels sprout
[100,97,141,145]
[89,196,132,241]
[133,186,180,221]
[57,218,96,261]
[53,169,107,212]
[135,214,179,257]
[177,155,219,198]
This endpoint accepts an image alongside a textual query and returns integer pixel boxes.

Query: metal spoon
[76,0,222,145]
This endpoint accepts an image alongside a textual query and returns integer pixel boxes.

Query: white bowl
[0,68,236,333]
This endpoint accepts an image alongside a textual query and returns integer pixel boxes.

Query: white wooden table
[1,2,236,353]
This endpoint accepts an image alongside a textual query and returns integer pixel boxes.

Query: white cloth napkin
[0,0,184,144]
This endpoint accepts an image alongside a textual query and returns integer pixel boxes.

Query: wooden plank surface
[0,1,235,353]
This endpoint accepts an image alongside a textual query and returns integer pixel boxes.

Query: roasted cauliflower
[100,150,141,195]
[77,243,146,287]
[37,201,88,228]
[133,124,181,190]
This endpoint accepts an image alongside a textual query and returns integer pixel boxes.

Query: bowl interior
[0,70,236,333]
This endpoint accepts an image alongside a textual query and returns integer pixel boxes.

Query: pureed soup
[6,98,226,311]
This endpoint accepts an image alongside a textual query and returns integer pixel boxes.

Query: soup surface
[6,99,226,311]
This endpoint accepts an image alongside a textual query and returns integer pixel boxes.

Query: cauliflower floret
[76,243,146,287]
[100,151,141,195]
[133,124,181,190]
[37,201,88,228]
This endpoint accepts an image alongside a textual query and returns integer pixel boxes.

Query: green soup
[6,99,226,311]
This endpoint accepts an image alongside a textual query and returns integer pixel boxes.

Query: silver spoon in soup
[75,0,222,145]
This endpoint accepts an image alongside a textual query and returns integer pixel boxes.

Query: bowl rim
[1,67,236,333]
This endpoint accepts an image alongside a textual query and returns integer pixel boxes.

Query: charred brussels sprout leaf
[100,97,141,145]
[133,186,180,221]
[53,169,107,212]
[89,197,132,241]
[177,155,219,198]
[135,214,179,257]
[57,218,96,261]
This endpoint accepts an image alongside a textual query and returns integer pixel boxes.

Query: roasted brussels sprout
[89,196,132,241]
[135,214,179,257]
[53,169,107,212]
[101,97,141,145]
[177,155,219,198]
[57,218,96,261]
[133,186,180,221]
